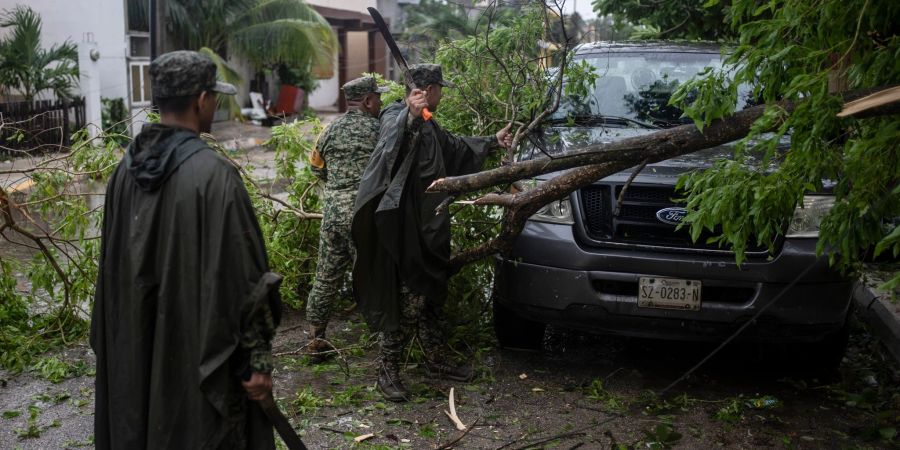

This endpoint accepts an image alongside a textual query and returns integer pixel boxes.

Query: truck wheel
[493,300,546,350]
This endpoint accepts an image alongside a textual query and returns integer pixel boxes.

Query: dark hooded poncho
[351,102,496,333]
[90,124,281,449]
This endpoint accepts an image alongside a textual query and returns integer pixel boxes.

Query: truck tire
[493,299,546,350]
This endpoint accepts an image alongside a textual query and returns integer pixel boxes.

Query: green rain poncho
[91,124,281,449]
[351,102,496,333]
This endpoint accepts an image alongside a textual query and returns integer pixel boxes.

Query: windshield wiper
[545,114,660,129]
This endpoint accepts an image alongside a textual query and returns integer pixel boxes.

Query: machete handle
[422,108,433,121]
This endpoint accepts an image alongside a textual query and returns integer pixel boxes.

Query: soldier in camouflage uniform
[305,76,388,358]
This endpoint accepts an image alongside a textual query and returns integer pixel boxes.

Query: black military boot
[377,363,410,402]
[305,324,334,362]
[424,359,475,382]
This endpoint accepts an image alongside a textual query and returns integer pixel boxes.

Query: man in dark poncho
[352,64,512,401]
[91,50,282,449]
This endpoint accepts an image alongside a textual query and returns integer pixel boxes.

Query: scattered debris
[444,387,467,431]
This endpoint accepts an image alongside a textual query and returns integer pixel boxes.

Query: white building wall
[307,52,340,110]
[3,0,130,103]
[303,0,379,110]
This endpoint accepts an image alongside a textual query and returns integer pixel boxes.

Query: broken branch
[444,387,467,431]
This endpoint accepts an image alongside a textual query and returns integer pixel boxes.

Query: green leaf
[874,225,900,257]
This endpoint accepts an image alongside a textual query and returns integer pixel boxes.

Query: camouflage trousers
[306,189,357,327]
[380,286,445,370]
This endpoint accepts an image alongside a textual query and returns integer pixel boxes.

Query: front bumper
[493,222,854,343]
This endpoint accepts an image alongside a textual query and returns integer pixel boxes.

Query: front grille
[579,183,772,254]
[581,185,613,238]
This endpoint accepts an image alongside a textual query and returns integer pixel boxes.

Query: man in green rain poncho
[91,51,281,449]
[352,64,513,402]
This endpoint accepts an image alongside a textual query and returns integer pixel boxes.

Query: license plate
[638,277,701,311]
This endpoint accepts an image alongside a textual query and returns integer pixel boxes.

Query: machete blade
[367,7,432,120]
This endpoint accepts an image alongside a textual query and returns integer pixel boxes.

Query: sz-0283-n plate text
[638,277,701,311]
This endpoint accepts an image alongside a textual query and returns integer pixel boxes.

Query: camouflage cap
[342,76,389,101]
[409,64,455,89]
[150,50,237,99]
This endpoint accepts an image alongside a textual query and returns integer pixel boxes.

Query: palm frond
[165,0,201,49]
[168,0,256,50]
[127,0,149,32]
[231,0,329,30]
[229,18,337,70]
[0,5,78,101]
[198,46,244,118]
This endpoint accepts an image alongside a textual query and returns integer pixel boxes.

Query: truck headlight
[786,195,835,238]
[530,198,574,225]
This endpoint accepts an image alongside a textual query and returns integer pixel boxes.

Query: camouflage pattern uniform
[380,286,445,371]
[241,305,276,373]
[306,77,386,328]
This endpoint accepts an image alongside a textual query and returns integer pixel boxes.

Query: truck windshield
[552,51,755,128]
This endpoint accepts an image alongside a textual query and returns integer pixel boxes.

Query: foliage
[197,46,247,117]
[30,357,93,383]
[127,0,149,32]
[259,118,324,308]
[401,0,479,59]
[277,64,318,93]
[592,0,732,40]
[670,0,900,287]
[362,72,405,105]
[0,5,79,102]
[584,378,628,411]
[0,124,121,372]
[101,98,129,146]
[291,386,324,415]
[15,405,42,439]
[430,4,595,349]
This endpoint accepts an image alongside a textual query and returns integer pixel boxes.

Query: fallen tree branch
[615,159,648,217]
[430,100,789,195]
[445,85,898,269]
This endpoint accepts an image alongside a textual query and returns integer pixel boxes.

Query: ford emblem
[656,207,687,225]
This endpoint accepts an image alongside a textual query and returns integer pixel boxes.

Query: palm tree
[0,5,79,103]
[164,0,338,114]
[404,0,476,42]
